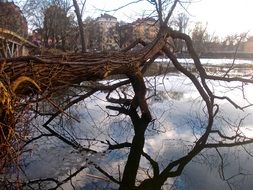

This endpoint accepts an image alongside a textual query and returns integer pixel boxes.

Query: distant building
[0,1,36,57]
[83,15,159,52]
[0,0,28,37]
[93,14,119,51]
[132,17,159,41]
[244,37,253,53]
[119,17,159,48]
[118,23,134,48]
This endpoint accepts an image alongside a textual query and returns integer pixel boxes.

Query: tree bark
[72,0,86,52]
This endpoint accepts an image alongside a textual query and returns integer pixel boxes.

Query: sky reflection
[23,74,253,190]
[145,74,253,190]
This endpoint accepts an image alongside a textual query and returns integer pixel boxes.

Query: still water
[23,72,253,190]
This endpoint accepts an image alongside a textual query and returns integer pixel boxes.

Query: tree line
[14,0,251,55]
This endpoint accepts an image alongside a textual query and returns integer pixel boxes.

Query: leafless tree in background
[72,0,86,52]
[43,3,72,49]
[171,13,189,53]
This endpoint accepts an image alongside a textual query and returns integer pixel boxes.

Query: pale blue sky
[85,0,253,38]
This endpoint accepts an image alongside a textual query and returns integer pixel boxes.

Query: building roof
[97,13,117,21]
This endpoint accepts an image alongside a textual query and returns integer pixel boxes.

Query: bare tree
[43,3,72,50]
[20,0,51,30]
[171,13,189,53]
[72,0,86,52]
[190,22,209,55]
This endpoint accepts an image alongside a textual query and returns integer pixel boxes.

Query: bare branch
[204,139,253,148]
[164,0,178,25]
[142,151,159,177]
[95,0,143,12]
[93,164,120,184]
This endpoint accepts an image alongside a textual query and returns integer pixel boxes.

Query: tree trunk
[119,111,148,190]
[119,71,151,190]
[72,0,86,52]
[119,126,145,190]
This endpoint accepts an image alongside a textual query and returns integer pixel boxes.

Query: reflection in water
[148,90,184,102]
[145,75,253,190]
[22,74,253,190]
